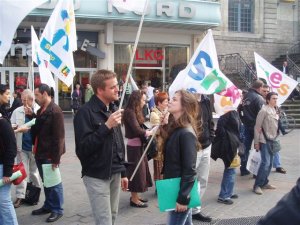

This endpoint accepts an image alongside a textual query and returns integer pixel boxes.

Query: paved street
[13,114,300,225]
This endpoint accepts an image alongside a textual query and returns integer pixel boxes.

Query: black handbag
[23,182,41,205]
[261,128,281,154]
[144,137,158,161]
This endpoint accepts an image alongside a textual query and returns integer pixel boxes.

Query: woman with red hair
[150,92,169,181]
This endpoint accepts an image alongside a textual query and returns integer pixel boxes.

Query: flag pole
[130,126,159,181]
[31,60,34,91]
[118,0,148,110]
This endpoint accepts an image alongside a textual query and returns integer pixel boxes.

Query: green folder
[42,164,62,188]
[156,177,201,212]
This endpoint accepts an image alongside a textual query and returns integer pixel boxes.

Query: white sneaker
[253,186,263,195]
[262,184,276,189]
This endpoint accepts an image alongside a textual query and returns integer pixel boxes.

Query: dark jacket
[72,89,82,110]
[257,177,300,225]
[198,95,215,149]
[123,109,146,141]
[0,107,17,177]
[211,110,241,168]
[238,88,264,127]
[74,95,126,179]
[7,97,22,118]
[163,127,197,205]
[31,101,65,164]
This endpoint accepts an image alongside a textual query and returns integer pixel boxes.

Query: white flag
[0,0,47,64]
[130,75,139,91]
[254,52,298,105]
[168,29,231,98]
[110,0,148,13]
[38,0,77,87]
[31,26,55,88]
[214,90,242,116]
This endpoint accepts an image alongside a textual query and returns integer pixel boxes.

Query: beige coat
[150,107,164,161]
[10,104,40,151]
[254,105,279,145]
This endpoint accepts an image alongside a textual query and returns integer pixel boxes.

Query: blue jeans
[218,168,236,199]
[36,159,64,214]
[254,142,274,188]
[273,152,281,168]
[240,126,254,174]
[167,209,193,225]
[0,165,18,225]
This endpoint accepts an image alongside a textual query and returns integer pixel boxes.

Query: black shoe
[217,198,234,205]
[130,200,148,208]
[240,171,250,176]
[32,207,51,215]
[276,167,287,174]
[139,198,148,203]
[46,212,63,223]
[192,212,212,222]
[130,197,148,203]
[230,194,239,199]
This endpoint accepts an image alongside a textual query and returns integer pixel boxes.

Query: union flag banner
[254,52,298,105]
[38,0,77,87]
[0,0,47,64]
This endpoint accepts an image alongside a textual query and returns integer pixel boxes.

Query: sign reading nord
[108,2,197,18]
[32,0,221,28]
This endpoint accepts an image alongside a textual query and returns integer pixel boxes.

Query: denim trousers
[192,144,211,214]
[254,142,274,188]
[273,152,281,168]
[83,173,121,225]
[218,167,236,199]
[15,150,41,199]
[35,159,64,214]
[0,164,18,225]
[167,208,193,225]
[240,126,254,174]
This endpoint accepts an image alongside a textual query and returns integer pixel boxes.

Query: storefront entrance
[0,68,95,112]
[58,69,95,112]
[132,68,163,89]
[114,44,189,91]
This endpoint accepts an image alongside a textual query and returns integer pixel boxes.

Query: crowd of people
[0,68,299,225]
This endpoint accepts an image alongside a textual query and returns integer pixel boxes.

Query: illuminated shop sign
[32,0,221,27]
[135,49,164,61]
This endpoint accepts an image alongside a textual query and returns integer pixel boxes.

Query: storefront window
[114,44,131,83]
[165,46,188,88]
[114,44,188,91]
[14,72,28,93]
[74,50,97,68]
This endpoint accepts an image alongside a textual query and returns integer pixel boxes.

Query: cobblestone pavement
[13,115,300,225]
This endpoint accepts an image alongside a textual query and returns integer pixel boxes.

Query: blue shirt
[22,116,32,151]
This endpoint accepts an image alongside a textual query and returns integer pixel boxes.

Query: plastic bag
[246,149,261,175]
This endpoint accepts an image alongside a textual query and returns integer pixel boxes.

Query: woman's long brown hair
[123,90,146,125]
[161,90,202,150]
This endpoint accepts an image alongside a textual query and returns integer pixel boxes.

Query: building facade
[0,0,299,111]
[214,0,299,62]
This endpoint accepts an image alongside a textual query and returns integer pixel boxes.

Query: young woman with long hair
[160,90,201,225]
[123,90,153,208]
